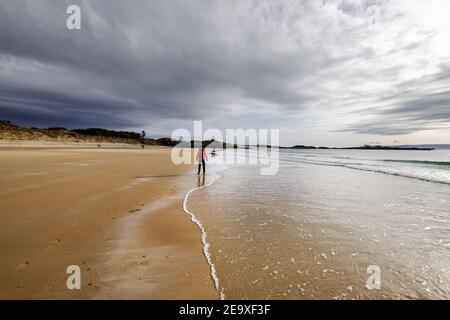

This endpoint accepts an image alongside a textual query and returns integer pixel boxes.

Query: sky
[0,0,449,147]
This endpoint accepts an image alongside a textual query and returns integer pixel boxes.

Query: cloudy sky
[1,0,449,146]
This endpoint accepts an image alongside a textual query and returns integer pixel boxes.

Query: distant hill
[0,120,154,146]
[0,120,230,148]
[282,144,441,151]
[287,145,318,149]
[395,144,450,150]
[72,128,142,140]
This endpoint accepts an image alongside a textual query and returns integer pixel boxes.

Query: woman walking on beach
[196,144,208,175]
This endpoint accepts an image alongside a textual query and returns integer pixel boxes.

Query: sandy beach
[0,147,218,299]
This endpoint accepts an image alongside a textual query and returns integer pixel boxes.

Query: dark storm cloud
[0,85,141,128]
[0,0,449,141]
[0,0,317,129]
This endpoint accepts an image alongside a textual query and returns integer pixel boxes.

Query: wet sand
[0,147,218,299]
[187,156,450,300]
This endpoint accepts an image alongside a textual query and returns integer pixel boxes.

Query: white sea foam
[281,155,450,185]
[182,174,225,300]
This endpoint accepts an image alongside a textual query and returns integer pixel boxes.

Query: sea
[184,148,450,299]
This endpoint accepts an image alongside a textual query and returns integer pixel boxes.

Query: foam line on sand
[182,174,224,300]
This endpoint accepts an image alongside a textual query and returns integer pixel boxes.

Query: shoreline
[183,174,224,300]
[0,146,217,299]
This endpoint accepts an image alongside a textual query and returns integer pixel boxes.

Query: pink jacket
[196,149,208,162]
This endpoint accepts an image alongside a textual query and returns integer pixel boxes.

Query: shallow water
[186,149,450,299]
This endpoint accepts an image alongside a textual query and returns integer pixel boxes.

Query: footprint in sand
[15,261,31,271]
[45,282,56,291]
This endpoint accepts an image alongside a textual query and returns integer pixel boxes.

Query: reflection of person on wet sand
[196,143,208,175]
[197,174,205,187]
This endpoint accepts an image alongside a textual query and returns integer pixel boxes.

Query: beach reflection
[197,174,206,188]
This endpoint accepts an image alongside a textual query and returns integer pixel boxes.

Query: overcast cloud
[0,0,449,146]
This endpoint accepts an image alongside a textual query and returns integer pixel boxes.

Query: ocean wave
[281,158,450,185]
[383,160,450,167]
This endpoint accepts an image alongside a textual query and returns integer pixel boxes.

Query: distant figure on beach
[140,130,146,149]
[196,144,208,175]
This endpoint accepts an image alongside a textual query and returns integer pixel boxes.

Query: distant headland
[0,120,444,150]
[283,145,436,151]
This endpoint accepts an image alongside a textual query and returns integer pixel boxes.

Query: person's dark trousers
[197,160,206,175]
